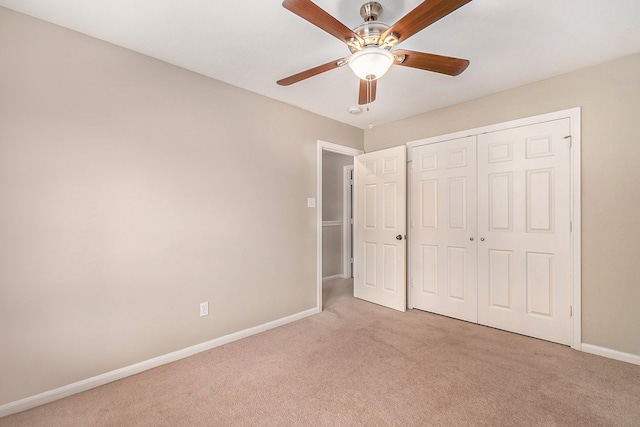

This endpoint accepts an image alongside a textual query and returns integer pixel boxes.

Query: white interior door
[411,136,477,322]
[354,146,407,312]
[477,118,571,344]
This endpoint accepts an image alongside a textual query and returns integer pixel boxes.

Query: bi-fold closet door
[411,118,572,345]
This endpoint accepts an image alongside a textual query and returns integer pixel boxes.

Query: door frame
[317,141,363,312]
[406,107,582,350]
[342,165,354,279]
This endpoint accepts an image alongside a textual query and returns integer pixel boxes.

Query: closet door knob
[480,237,485,241]
[470,237,474,241]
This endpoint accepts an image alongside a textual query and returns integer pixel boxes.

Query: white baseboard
[0,307,319,418]
[581,343,640,366]
[322,274,344,281]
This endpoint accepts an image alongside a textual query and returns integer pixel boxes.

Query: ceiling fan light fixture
[348,46,394,81]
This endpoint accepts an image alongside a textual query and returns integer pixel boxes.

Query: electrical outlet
[200,302,209,317]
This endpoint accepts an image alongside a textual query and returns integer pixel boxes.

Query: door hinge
[350,257,354,264]
[570,305,573,317]
[570,221,573,232]
[564,135,572,148]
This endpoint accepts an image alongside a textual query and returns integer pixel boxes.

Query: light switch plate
[307,198,316,208]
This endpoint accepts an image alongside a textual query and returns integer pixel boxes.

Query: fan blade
[381,0,472,45]
[393,50,469,76]
[358,79,377,105]
[283,0,364,45]
[277,58,348,86]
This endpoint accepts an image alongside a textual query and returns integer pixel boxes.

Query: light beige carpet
[2,278,639,426]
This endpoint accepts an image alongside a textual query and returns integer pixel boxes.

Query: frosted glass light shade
[348,47,394,81]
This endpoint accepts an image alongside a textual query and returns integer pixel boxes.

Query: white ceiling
[2,0,640,129]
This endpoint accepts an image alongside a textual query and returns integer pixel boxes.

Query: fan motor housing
[349,2,398,53]
[351,21,390,51]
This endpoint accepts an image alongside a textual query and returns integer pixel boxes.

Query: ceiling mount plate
[360,2,383,22]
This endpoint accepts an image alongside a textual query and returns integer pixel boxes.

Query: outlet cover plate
[200,302,209,317]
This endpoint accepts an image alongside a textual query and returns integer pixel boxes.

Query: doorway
[317,141,363,311]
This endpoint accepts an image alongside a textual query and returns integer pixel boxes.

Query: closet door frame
[406,107,582,350]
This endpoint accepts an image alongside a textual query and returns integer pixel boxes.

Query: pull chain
[367,79,373,129]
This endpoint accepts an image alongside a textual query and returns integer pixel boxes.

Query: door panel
[411,136,477,322]
[477,118,571,345]
[488,172,513,231]
[488,249,512,308]
[354,146,407,312]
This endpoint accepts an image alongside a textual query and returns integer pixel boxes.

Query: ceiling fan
[277,0,472,105]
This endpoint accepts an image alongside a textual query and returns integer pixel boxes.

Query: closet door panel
[477,118,571,345]
[411,136,477,322]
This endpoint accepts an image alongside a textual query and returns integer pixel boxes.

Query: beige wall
[366,53,640,357]
[322,151,353,278]
[0,8,363,405]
